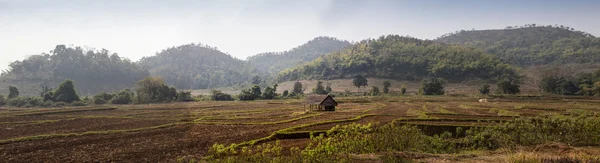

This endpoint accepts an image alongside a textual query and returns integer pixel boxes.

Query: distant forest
[437,24,600,66]
[276,35,517,82]
[138,43,259,90]
[1,45,148,95]
[247,37,352,77]
[2,24,599,95]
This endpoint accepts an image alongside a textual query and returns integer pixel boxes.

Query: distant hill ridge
[436,24,600,65]
[277,35,517,82]
[246,36,352,76]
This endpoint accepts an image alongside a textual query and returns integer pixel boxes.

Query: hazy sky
[1,0,599,71]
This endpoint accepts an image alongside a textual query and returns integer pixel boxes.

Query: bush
[312,81,328,95]
[69,101,88,106]
[496,80,520,94]
[93,92,114,104]
[479,84,490,95]
[214,93,234,101]
[111,89,135,104]
[53,80,81,103]
[6,97,29,107]
[176,91,193,102]
[369,86,381,96]
[8,86,19,99]
[383,81,391,94]
[6,97,46,108]
[282,90,289,97]
[420,78,445,95]
[539,76,580,95]
[0,95,5,106]
[263,86,277,99]
[238,85,262,101]
[135,77,178,103]
[293,81,303,94]
[401,84,407,95]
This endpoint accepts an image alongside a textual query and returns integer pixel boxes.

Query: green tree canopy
[437,25,600,65]
[383,81,391,94]
[352,75,368,92]
[3,45,149,96]
[420,78,445,95]
[293,81,303,94]
[8,86,19,99]
[53,79,81,103]
[277,35,517,83]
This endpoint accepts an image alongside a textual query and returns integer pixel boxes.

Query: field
[1,96,600,162]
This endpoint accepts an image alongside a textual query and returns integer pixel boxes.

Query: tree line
[437,25,600,66]
[277,35,517,83]
[2,45,149,95]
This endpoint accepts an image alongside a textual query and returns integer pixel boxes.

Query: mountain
[277,35,516,82]
[0,45,149,96]
[247,36,352,76]
[138,43,259,89]
[436,24,600,66]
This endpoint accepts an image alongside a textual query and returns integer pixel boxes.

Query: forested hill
[0,45,149,96]
[138,43,258,89]
[436,25,600,66]
[246,36,352,76]
[277,35,516,82]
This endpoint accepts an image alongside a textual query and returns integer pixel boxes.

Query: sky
[1,0,599,71]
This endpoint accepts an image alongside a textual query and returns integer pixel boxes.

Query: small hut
[304,95,338,111]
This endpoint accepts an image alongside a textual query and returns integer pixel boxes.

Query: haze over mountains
[1,25,600,95]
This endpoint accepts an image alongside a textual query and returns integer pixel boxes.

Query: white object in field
[479,99,488,102]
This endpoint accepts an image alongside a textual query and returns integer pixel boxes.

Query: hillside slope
[247,36,352,76]
[0,45,149,96]
[436,25,600,65]
[138,43,259,89]
[277,35,516,82]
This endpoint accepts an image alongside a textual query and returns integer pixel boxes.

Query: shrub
[293,81,303,94]
[135,77,178,103]
[401,84,407,95]
[496,80,520,94]
[6,97,45,108]
[479,84,490,95]
[420,78,445,95]
[312,81,328,95]
[383,81,391,94]
[540,76,580,95]
[43,92,54,102]
[282,90,289,97]
[369,86,381,96]
[176,91,193,102]
[238,85,262,101]
[0,95,5,106]
[8,86,19,99]
[53,79,81,103]
[93,92,114,104]
[262,85,278,99]
[6,97,29,107]
[211,90,234,101]
[111,89,135,104]
[69,101,87,106]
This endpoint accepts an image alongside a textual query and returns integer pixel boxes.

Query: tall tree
[352,75,368,92]
[53,79,81,103]
[383,81,391,94]
[8,86,19,99]
[293,81,303,94]
[312,81,328,95]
